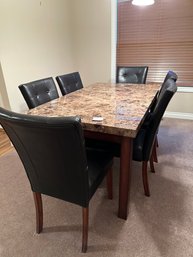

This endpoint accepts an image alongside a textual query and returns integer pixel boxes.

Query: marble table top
[28,82,160,138]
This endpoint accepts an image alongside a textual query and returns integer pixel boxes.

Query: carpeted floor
[0,118,193,257]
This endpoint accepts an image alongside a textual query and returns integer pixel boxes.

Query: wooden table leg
[118,137,133,220]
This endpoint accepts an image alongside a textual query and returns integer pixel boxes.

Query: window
[117,0,193,86]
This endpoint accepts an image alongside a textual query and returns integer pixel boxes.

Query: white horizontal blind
[117,0,193,86]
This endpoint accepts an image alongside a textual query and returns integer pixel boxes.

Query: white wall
[0,62,10,109]
[69,0,112,86]
[165,91,193,119]
[0,0,75,112]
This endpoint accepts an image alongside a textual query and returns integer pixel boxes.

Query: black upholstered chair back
[140,79,177,161]
[157,70,178,100]
[19,77,59,109]
[163,70,178,84]
[149,70,178,113]
[0,108,90,207]
[56,72,83,95]
[116,66,148,84]
[156,71,178,110]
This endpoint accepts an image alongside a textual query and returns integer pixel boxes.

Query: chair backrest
[116,66,148,84]
[19,77,59,109]
[143,78,177,160]
[0,107,89,207]
[133,79,177,162]
[56,72,83,95]
[163,70,178,84]
[157,70,178,98]
[156,70,178,109]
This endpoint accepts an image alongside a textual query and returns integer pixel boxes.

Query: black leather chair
[56,72,83,95]
[116,66,148,84]
[19,77,59,109]
[0,108,113,253]
[150,70,178,162]
[132,78,177,196]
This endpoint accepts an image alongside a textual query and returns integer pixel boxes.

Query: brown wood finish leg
[106,166,113,200]
[33,192,43,234]
[118,137,133,220]
[152,141,158,163]
[142,161,150,197]
[82,207,89,253]
[150,154,155,173]
[156,135,159,147]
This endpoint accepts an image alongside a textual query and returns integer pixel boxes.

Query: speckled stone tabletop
[28,82,160,138]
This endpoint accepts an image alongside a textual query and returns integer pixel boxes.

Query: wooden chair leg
[82,207,89,253]
[33,192,43,234]
[156,135,159,147]
[150,154,155,173]
[142,161,150,197]
[152,141,158,163]
[106,166,113,200]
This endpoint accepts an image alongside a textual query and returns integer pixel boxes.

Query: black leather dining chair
[19,77,59,109]
[150,70,178,162]
[0,108,113,253]
[56,72,83,95]
[116,66,148,84]
[132,78,177,196]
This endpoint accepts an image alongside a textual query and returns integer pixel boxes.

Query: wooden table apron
[28,82,160,220]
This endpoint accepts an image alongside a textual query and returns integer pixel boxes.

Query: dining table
[28,82,160,220]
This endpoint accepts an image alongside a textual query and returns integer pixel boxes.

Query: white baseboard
[177,87,193,93]
[164,111,193,120]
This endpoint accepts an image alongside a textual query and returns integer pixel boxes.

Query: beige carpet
[0,118,193,257]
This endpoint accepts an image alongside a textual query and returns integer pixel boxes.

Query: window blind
[117,0,193,86]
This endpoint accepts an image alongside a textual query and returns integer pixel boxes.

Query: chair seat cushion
[86,149,113,200]
[86,130,147,163]
[86,138,120,157]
